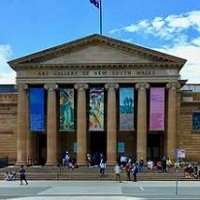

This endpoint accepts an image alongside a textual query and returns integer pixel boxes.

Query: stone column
[27,132,33,165]
[105,83,118,165]
[26,88,32,165]
[46,84,58,166]
[75,84,88,165]
[167,82,178,160]
[136,83,149,162]
[16,83,28,165]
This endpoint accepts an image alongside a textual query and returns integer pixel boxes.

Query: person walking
[125,161,132,181]
[132,163,139,182]
[114,163,121,183]
[161,156,167,173]
[19,165,28,185]
[99,158,106,176]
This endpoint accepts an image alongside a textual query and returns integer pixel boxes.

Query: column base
[106,162,116,166]
[15,161,27,166]
[77,161,87,166]
[46,161,58,166]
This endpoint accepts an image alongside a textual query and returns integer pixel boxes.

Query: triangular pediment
[40,44,156,64]
[8,34,186,70]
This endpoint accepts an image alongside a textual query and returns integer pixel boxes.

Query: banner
[29,88,45,132]
[119,88,134,130]
[149,87,165,131]
[89,88,104,131]
[59,88,75,131]
[176,149,186,159]
[192,112,200,130]
[118,143,125,153]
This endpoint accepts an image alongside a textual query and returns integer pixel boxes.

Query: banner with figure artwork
[119,88,134,130]
[29,88,45,132]
[59,88,75,131]
[89,88,104,131]
[149,87,165,131]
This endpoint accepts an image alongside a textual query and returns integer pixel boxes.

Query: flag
[89,0,103,35]
[90,0,100,8]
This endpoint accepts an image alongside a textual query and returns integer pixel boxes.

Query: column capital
[166,82,180,90]
[44,84,58,91]
[135,82,150,90]
[105,83,119,90]
[74,83,88,91]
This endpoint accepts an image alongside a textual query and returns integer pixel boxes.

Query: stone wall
[1,89,200,163]
[177,98,200,161]
[0,94,17,163]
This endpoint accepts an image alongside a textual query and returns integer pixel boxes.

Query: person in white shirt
[114,163,121,183]
[147,160,154,170]
[99,159,106,176]
[120,155,127,167]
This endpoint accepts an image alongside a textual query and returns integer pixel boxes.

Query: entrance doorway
[35,134,47,165]
[147,134,164,161]
[89,132,106,158]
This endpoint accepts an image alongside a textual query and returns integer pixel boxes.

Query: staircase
[0,166,193,181]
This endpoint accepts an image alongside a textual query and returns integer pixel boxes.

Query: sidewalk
[0,181,200,200]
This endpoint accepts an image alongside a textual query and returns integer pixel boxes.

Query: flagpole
[99,0,103,35]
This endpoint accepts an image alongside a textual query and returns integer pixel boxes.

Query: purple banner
[149,88,165,131]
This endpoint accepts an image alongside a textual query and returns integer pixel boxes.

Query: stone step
[0,166,188,181]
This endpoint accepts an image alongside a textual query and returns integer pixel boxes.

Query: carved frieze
[17,68,179,79]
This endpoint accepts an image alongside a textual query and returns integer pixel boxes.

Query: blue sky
[0,0,200,83]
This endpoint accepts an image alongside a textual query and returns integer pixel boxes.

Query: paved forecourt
[0,181,200,200]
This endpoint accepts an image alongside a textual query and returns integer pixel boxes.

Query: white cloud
[151,17,165,31]
[192,37,200,46]
[156,42,200,83]
[110,10,200,83]
[110,10,200,41]
[0,44,16,84]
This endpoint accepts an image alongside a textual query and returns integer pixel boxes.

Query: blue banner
[29,88,45,132]
[193,112,200,130]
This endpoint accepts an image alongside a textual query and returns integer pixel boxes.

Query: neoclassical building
[1,34,200,165]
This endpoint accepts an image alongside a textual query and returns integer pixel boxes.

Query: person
[19,165,28,185]
[147,160,154,170]
[99,158,106,176]
[156,160,162,171]
[125,161,132,181]
[62,151,70,167]
[62,150,67,166]
[184,163,193,178]
[132,163,139,182]
[197,163,200,179]
[114,163,121,183]
[139,159,144,172]
[10,171,17,181]
[166,157,173,167]
[5,171,11,181]
[194,165,198,179]
[174,160,180,169]
[161,156,167,173]
[120,154,127,167]
[86,153,92,167]
[166,157,173,172]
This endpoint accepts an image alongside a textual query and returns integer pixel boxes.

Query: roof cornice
[12,62,183,71]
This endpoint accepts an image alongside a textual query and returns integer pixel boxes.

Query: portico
[8,34,186,166]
